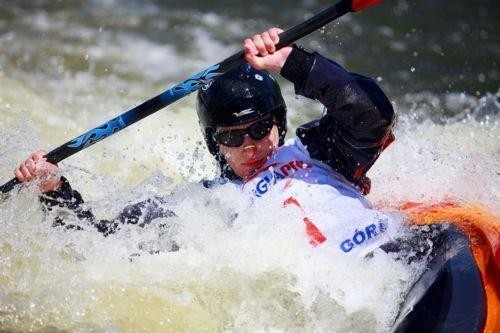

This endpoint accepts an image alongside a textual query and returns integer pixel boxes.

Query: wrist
[40,176,63,194]
[277,46,293,71]
[280,44,315,83]
[53,177,63,192]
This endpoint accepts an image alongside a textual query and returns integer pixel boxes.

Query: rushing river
[0,0,498,332]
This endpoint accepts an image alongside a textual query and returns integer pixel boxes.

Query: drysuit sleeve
[280,45,395,191]
[39,177,176,236]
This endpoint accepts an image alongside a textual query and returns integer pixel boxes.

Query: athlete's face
[217,117,280,180]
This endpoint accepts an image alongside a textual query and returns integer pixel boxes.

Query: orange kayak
[390,201,499,333]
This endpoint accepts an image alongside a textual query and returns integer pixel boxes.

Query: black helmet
[196,63,287,178]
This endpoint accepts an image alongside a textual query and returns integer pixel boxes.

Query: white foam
[369,92,500,212]
[1,3,498,331]
[0,181,417,332]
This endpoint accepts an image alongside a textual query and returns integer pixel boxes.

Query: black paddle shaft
[1,0,377,195]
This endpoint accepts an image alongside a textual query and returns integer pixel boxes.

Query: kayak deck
[395,201,500,333]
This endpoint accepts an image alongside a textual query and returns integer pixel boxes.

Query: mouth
[243,156,268,169]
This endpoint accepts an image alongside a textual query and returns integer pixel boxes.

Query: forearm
[281,45,395,186]
[40,177,95,221]
[40,178,176,236]
[281,45,394,138]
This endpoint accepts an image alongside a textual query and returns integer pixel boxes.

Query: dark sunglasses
[216,118,275,147]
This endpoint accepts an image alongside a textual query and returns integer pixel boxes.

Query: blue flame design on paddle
[68,117,126,149]
[170,64,221,95]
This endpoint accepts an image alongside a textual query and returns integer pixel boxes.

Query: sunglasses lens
[216,118,275,147]
[216,131,245,147]
[249,119,274,140]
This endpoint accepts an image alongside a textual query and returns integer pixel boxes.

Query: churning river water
[0,0,498,332]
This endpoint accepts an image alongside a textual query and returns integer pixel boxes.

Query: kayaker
[14,28,396,253]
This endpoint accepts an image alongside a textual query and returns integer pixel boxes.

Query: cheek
[265,126,280,149]
[219,145,238,163]
[219,146,247,176]
[272,126,280,145]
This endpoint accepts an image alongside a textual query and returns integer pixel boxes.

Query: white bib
[242,138,398,256]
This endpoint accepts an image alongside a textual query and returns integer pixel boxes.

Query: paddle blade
[351,0,382,11]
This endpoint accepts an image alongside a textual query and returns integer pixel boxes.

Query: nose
[242,135,258,157]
